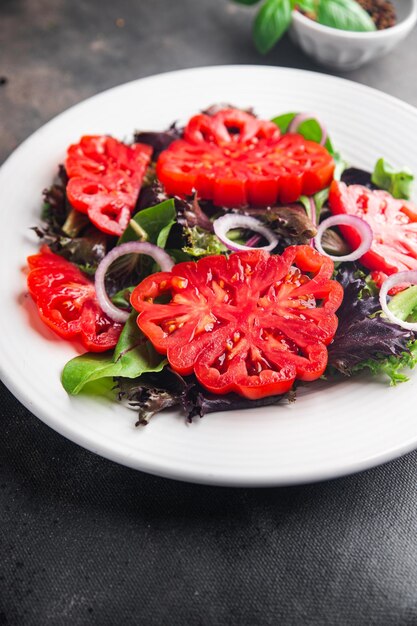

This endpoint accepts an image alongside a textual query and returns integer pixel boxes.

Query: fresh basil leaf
[333,152,347,180]
[371,158,414,200]
[62,354,121,395]
[271,112,297,132]
[313,187,330,213]
[271,111,335,154]
[111,287,134,308]
[81,378,118,401]
[253,0,292,53]
[167,249,193,263]
[112,314,149,362]
[299,118,326,145]
[298,195,312,217]
[298,119,335,154]
[62,314,166,395]
[295,0,316,11]
[317,0,376,32]
[157,219,176,248]
[119,199,176,245]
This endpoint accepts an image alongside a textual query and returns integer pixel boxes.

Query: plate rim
[2,64,417,170]
[1,64,417,487]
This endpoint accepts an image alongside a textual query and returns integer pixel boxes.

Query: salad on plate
[26,106,417,424]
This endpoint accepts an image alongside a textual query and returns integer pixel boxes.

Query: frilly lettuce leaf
[117,369,294,425]
[182,226,227,257]
[351,342,417,386]
[328,265,413,376]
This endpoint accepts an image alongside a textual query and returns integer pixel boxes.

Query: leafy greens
[327,266,414,381]
[62,314,166,395]
[233,0,376,53]
[371,158,414,200]
[117,370,294,425]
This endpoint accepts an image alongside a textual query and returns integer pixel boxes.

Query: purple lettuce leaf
[134,123,182,159]
[116,369,294,424]
[328,265,413,374]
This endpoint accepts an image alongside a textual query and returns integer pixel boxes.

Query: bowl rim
[292,0,417,39]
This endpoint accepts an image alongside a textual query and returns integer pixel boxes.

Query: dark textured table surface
[1,1,417,624]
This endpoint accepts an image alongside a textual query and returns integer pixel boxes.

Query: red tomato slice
[27,247,122,351]
[156,109,334,207]
[329,181,417,276]
[130,247,343,399]
[65,136,152,236]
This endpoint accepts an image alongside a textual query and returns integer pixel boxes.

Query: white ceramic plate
[1,66,416,487]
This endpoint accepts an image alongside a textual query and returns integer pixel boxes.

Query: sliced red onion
[95,242,175,323]
[379,271,417,331]
[288,113,328,146]
[308,196,317,248]
[213,214,278,252]
[308,197,317,227]
[246,234,262,248]
[314,214,373,263]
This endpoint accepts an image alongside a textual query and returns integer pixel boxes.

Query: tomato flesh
[66,135,152,237]
[27,247,122,351]
[329,181,417,277]
[130,247,343,399]
[156,109,334,208]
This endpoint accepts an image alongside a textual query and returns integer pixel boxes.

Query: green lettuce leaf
[328,266,413,376]
[371,158,414,200]
[351,342,417,385]
[182,226,227,257]
[271,112,335,154]
[331,270,417,385]
[119,199,176,244]
[104,199,177,297]
[388,285,417,323]
[62,314,166,395]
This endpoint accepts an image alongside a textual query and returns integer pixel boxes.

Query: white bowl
[290,0,417,71]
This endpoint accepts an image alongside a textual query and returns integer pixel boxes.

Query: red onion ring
[213,214,278,252]
[246,234,262,248]
[379,271,417,331]
[95,242,175,323]
[308,196,317,248]
[314,214,373,263]
[308,197,317,227]
[288,113,328,147]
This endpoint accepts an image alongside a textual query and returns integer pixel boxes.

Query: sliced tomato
[27,247,122,351]
[329,181,417,278]
[156,108,334,207]
[130,247,343,399]
[65,136,152,237]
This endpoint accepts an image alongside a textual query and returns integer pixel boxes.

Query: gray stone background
[1,0,416,164]
[1,1,417,625]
